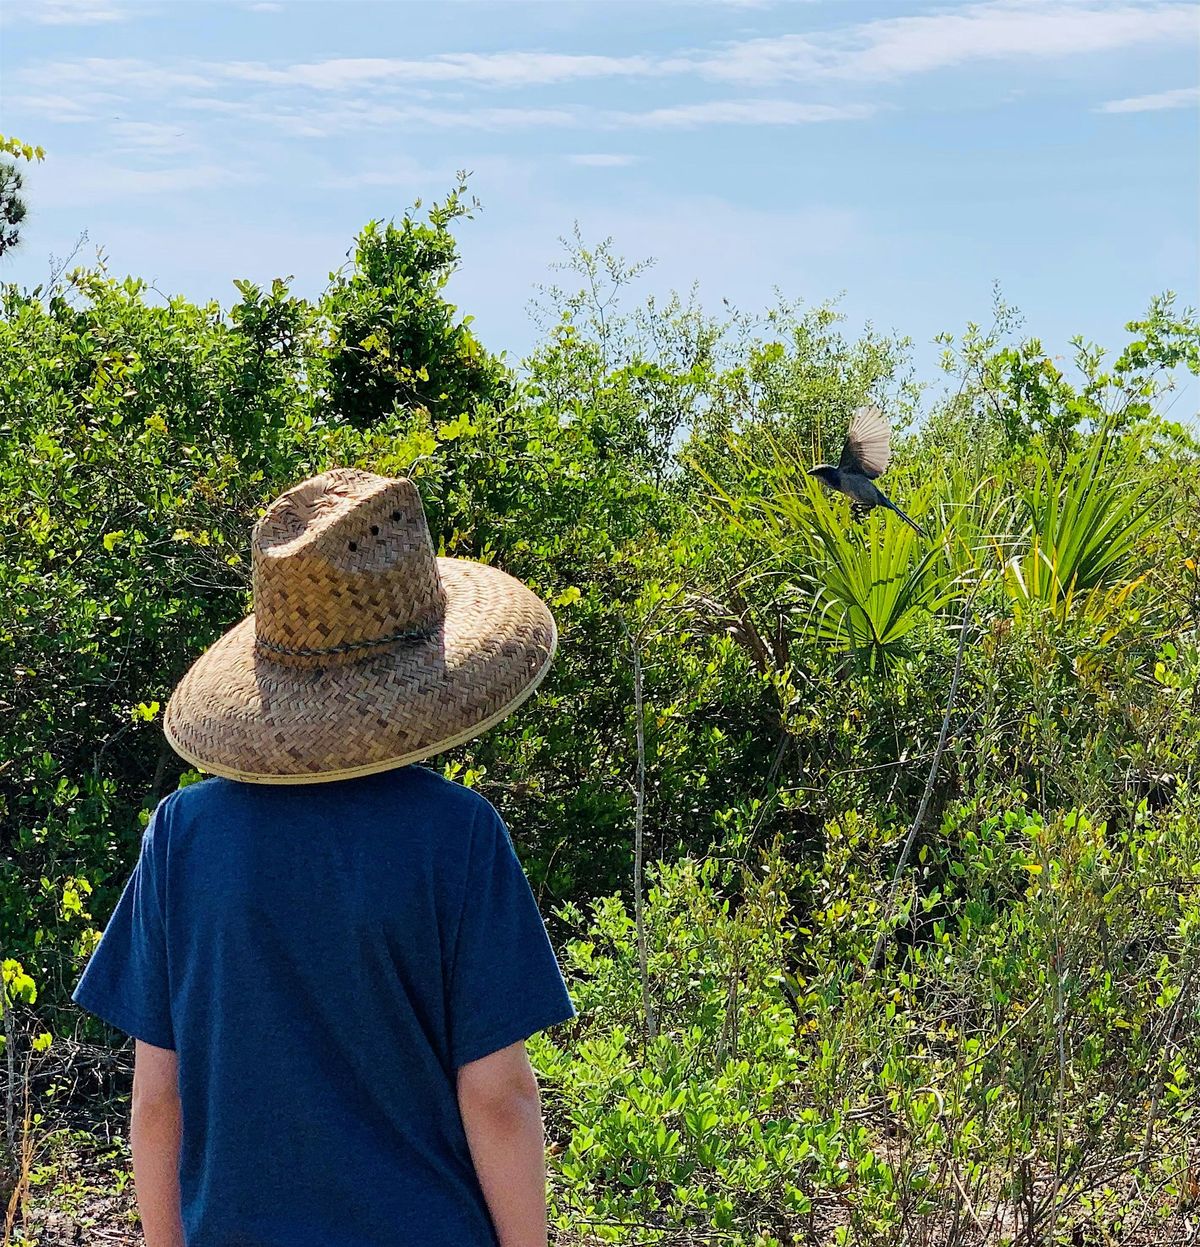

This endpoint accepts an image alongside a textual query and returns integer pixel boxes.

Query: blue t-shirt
[72,765,576,1247]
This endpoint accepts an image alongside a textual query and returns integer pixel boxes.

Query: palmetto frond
[1002,431,1168,623]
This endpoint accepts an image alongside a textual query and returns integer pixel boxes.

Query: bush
[535,798,1200,1245]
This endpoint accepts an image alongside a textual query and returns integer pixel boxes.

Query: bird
[808,404,925,537]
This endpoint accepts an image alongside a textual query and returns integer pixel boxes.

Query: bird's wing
[838,405,891,479]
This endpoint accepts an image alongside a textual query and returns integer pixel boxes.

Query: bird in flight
[808,405,925,537]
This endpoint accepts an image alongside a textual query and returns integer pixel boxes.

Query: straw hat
[163,468,557,784]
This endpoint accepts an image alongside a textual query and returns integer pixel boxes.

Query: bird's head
[808,464,837,484]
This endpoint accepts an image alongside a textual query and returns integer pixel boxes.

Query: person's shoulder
[160,775,238,821]
[135,778,223,862]
[372,767,509,868]
[392,765,501,828]
[149,776,258,848]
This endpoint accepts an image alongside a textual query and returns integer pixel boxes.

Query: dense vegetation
[2,181,1199,1244]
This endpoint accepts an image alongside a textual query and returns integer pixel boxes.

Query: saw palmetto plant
[780,476,953,668]
[699,424,956,671]
[1000,430,1170,625]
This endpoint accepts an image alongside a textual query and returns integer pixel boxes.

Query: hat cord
[254,620,440,659]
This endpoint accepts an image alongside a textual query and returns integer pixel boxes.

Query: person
[72,467,576,1247]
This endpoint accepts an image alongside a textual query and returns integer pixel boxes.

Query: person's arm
[456,1039,549,1247]
[130,1039,185,1247]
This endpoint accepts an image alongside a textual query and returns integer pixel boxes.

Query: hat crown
[251,468,447,668]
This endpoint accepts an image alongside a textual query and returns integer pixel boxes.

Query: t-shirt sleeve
[446,801,576,1070]
[71,798,175,1051]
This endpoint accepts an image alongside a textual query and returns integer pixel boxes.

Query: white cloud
[207,3,1200,90]
[28,57,212,94]
[614,99,875,127]
[686,0,784,9]
[255,101,582,138]
[567,153,640,167]
[157,96,864,137]
[14,2,1194,107]
[10,1,1196,144]
[1099,84,1200,113]
[8,92,100,123]
[177,96,248,115]
[842,2,1198,82]
[695,2,1199,84]
[2,0,132,24]
[109,120,192,153]
[218,51,659,91]
[5,60,212,125]
[26,155,236,205]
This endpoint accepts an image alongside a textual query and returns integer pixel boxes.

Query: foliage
[699,430,946,671]
[2,184,1199,1241]
[534,799,1200,1245]
[0,165,27,259]
[930,288,1200,465]
[0,138,45,164]
[0,135,44,260]
[316,174,509,431]
[1001,427,1168,623]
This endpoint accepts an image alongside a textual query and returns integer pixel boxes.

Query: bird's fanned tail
[812,405,927,539]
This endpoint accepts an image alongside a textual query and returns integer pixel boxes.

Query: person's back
[72,468,574,1246]
[76,765,574,1246]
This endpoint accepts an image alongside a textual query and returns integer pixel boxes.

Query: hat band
[254,620,440,660]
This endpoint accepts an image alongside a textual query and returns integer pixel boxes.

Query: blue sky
[2,0,1198,413]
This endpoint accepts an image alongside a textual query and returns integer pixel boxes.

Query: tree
[315,174,509,430]
[0,136,45,259]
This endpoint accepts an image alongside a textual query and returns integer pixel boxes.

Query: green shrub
[535,798,1200,1245]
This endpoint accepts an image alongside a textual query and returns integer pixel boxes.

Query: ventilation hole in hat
[348,541,358,552]
[391,510,402,521]
[370,525,379,536]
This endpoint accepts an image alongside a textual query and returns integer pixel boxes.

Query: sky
[1,0,1198,414]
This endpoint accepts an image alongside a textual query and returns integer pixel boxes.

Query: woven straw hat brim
[163,558,556,785]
